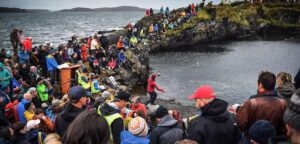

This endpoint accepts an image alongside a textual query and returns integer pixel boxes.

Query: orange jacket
[117,39,123,49]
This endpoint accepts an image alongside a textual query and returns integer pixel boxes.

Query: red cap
[188,85,216,99]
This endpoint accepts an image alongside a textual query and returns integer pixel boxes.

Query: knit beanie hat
[249,120,276,144]
[128,117,148,137]
[154,106,168,118]
[284,89,300,130]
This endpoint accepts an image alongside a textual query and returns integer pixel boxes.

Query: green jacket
[36,84,48,102]
[0,62,12,86]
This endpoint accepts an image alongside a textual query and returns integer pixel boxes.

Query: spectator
[276,72,295,99]
[16,93,32,123]
[11,122,30,144]
[63,111,110,144]
[237,71,287,143]
[55,86,92,136]
[23,37,32,53]
[248,120,276,144]
[121,116,150,144]
[24,102,36,122]
[186,85,239,144]
[150,106,184,144]
[26,119,46,144]
[98,91,131,144]
[35,108,54,134]
[130,96,147,117]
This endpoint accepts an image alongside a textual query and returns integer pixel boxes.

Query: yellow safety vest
[76,70,82,85]
[91,79,100,94]
[97,106,123,142]
[80,75,91,90]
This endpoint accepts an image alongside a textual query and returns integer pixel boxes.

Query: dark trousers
[145,92,157,105]
[48,70,56,84]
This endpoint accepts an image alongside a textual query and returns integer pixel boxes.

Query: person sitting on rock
[117,36,124,50]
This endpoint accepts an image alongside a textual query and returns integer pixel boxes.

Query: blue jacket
[118,53,126,64]
[46,55,58,71]
[154,24,159,32]
[17,99,30,123]
[121,131,150,144]
[46,107,56,124]
[0,63,12,86]
[17,50,29,64]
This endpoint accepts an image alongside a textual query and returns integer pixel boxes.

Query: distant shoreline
[0,6,148,13]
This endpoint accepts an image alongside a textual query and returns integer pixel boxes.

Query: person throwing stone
[145,73,166,106]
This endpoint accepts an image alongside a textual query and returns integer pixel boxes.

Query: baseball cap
[188,85,216,99]
[115,91,131,102]
[69,86,92,100]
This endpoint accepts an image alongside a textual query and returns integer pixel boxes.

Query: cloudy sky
[0,0,221,10]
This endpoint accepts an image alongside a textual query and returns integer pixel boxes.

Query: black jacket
[11,133,31,144]
[186,98,239,144]
[55,103,84,137]
[150,115,184,144]
[99,103,124,144]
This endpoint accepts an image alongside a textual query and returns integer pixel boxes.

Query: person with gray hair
[28,87,41,108]
[29,66,39,86]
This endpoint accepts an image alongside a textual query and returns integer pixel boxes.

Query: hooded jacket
[0,63,12,86]
[186,98,239,144]
[277,82,296,99]
[99,103,124,144]
[150,114,184,144]
[55,103,84,136]
[16,99,31,123]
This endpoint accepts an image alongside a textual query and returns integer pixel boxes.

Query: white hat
[26,119,41,130]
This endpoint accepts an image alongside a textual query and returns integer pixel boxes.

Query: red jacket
[130,103,147,116]
[23,38,32,52]
[147,74,164,93]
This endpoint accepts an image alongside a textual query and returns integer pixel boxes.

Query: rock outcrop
[106,2,300,90]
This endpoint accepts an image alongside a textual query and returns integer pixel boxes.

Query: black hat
[115,91,131,102]
[69,86,92,101]
[154,106,168,118]
[24,102,32,110]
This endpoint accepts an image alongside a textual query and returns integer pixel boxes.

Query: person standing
[237,71,287,143]
[10,29,19,57]
[46,50,59,84]
[145,73,166,105]
[23,37,32,53]
[186,85,239,144]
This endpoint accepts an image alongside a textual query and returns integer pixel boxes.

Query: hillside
[0,7,50,13]
[59,6,146,12]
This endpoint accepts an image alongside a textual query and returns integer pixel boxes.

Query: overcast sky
[0,0,221,10]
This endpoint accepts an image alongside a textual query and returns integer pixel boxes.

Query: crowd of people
[1,2,300,144]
